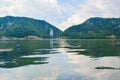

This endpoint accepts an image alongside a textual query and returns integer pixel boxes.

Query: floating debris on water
[16,44,20,49]
[95,66,120,70]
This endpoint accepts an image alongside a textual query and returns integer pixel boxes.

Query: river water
[0,39,120,80]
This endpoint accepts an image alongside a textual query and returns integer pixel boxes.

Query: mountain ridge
[0,16,62,38]
[62,17,120,39]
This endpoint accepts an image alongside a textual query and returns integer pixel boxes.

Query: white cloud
[0,0,120,31]
[58,0,120,31]
[0,0,62,25]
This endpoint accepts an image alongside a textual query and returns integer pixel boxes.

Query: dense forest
[62,17,120,39]
[0,16,62,38]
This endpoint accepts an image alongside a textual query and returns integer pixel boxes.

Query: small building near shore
[24,36,42,40]
[109,34,116,39]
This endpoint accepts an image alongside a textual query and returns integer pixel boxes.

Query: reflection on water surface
[0,39,120,80]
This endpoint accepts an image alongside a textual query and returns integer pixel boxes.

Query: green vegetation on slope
[62,17,120,39]
[0,16,62,38]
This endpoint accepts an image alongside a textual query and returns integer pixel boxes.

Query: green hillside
[0,16,62,38]
[62,17,120,39]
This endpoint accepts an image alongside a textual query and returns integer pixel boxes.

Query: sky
[0,0,120,31]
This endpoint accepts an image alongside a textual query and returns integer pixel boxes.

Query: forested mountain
[62,17,120,39]
[0,16,62,38]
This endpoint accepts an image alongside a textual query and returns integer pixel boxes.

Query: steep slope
[0,16,62,38]
[62,17,120,39]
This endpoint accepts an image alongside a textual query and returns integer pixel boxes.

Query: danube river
[0,39,120,80]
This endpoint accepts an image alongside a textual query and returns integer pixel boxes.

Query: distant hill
[61,17,120,39]
[0,16,62,38]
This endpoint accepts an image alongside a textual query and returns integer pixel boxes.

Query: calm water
[0,39,120,80]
